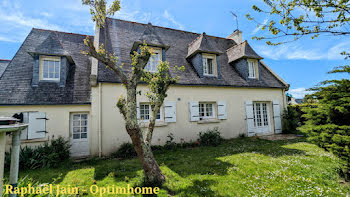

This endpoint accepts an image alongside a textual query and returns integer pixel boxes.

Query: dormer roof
[227,40,263,63]
[187,32,223,58]
[131,22,168,51]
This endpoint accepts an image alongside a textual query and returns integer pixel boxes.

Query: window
[253,102,269,127]
[145,48,162,73]
[202,54,217,76]
[248,59,258,79]
[72,113,88,139]
[199,103,215,120]
[40,56,60,81]
[140,104,161,121]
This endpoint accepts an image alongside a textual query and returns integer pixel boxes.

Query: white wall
[91,83,286,156]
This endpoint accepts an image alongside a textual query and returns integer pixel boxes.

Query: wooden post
[0,132,6,196]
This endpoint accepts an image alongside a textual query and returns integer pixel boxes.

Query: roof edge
[260,60,289,90]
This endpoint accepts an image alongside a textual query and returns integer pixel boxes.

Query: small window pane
[73,115,80,120]
[81,120,88,126]
[81,114,87,120]
[73,127,80,134]
[73,134,80,139]
[81,133,87,139]
[207,59,213,74]
[73,121,80,127]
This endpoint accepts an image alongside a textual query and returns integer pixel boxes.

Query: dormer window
[248,59,258,79]
[145,47,162,73]
[202,53,217,77]
[40,56,60,81]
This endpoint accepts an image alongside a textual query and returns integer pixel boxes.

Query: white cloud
[256,41,350,61]
[163,10,184,30]
[251,18,268,35]
[288,88,313,99]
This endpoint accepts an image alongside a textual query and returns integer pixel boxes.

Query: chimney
[227,29,242,44]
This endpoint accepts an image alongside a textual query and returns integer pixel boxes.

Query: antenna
[230,11,239,30]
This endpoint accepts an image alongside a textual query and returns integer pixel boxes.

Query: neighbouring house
[0,18,289,157]
[0,59,10,78]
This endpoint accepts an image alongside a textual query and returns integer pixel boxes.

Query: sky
[0,0,349,98]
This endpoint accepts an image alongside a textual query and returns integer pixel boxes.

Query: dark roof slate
[0,59,10,78]
[0,29,92,105]
[187,33,224,58]
[227,41,263,63]
[98,18,286,89]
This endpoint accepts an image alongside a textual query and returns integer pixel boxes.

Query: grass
[4,137,350,196]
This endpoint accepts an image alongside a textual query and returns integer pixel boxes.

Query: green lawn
[5,138,350,196]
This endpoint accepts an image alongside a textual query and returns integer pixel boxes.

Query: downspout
[98,82,102,157]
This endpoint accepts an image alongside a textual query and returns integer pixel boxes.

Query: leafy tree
[247,0,350,45]
[81,0,183,185]
[247,0,350,180]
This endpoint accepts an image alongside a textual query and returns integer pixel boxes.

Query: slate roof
[98,18,287,89]
[0,59,10,78]
[227,41,263,63]
[0,29,92,105]
[187,33,223,58]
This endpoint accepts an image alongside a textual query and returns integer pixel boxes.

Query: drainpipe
[9,130,20,197]
[98,82,102,157]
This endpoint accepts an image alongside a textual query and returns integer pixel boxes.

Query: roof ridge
[32,28,93,37]
[109,18,234,42]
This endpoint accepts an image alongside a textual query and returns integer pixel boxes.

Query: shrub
[5,136,70,170]
[300,124,350,180]
[112,142,137,159]
[282,105,300,134]
[198,127,223,146]
[164,133,177,150]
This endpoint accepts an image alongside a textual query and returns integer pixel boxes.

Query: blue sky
[0,0,349,98]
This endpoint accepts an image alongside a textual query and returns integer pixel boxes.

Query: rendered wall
[91,83,286,156]
[0,105,91,152]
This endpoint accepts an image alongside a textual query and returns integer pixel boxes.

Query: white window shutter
[217,101,227,120]
[273,100,282,134]
[245,101,255,137]
[189,101,199,121]
[136,102,140,120]
[28,112,46,139]
[164,101,176,123]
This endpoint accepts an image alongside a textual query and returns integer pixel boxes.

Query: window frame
[70,113,89,140]
[144,47,162,73]
[252,102,270,128]
[40,56,61,81]
[139,103,163,122]
[202,53,217,77]
[199,102,216,120]
[247,59,258,79]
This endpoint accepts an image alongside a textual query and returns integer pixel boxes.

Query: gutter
[98,82,102,157]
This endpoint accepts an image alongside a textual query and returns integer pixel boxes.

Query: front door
[70,113,89,157]
[252,102,271,134]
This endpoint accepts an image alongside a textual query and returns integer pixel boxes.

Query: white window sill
[139,121,168,128]
[18,138,47,144]
[197,119,220,124]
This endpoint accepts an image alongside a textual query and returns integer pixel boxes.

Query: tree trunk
[124,84,165,186]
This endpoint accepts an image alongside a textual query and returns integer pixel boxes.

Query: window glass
[71,113,88,139]
[42,58,60,80]
[248,60,256,78]
[199,103,215,119]
[145,51,160,72]
[140,104,161,121]
[203,56,215,76]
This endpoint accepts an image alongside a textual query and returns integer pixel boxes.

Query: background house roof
[0,59,10,78]
[97,18,287,89]
[0,29,92,105]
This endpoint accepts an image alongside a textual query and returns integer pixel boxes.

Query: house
[0,18,289,157]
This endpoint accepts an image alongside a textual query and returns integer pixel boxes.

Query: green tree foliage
[300,66,350,180]
[282,105,300,133]
[247,0,350,45]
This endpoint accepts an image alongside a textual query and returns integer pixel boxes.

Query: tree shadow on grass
[156,138,306,178]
